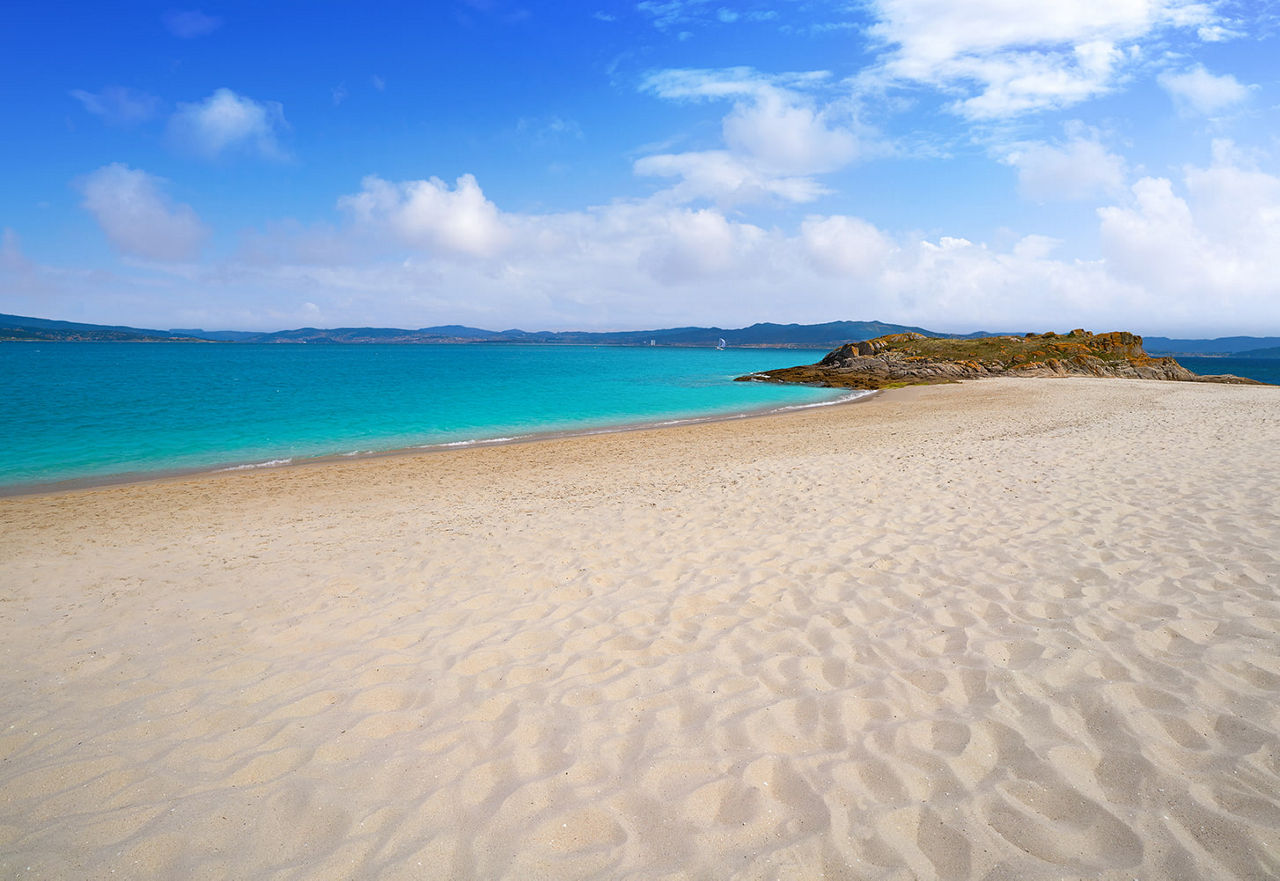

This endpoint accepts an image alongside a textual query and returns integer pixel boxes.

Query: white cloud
[801,215,892,277]
[1003,132,1127,202]
[69,86,160,125]
[246,170,1148,333]
[79,164,209,261]
[1158,64,1249,114]
[1098,148,1280,326]
[41,139,1280,336]
[722,89,858,174]
[866,0,1222,117]
[637,68,862,204]
[163,9,222,38]
[638,208,767,284]
[338,174,511,258]
[167,89,287,160]
[643,67,830,101]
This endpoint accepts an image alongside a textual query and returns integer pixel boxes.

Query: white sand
[1,377,1278,880]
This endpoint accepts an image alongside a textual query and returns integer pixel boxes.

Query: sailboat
[716,338,726,350]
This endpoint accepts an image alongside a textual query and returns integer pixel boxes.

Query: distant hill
[1143,336,1280,355]
[6,311,1276,352]
[169,328,263,342]
[0,313,203,342]
[0,313,941,347]
[1234,346,1280,358]
[240,319,943,347]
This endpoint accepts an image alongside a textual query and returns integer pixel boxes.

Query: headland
[739,329,1265,389]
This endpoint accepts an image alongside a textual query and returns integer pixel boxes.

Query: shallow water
[0,343,844,490]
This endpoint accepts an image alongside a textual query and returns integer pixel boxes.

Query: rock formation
[738,330,1264,389]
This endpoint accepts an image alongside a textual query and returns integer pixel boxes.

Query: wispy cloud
[515,115,584,145]
[637,0,712,30]
[69,86,160,126]
[162,9,222,38]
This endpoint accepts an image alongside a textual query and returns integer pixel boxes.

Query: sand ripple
[1,378,1278,879]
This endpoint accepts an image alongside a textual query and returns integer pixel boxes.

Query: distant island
[3,311,1280,355]
[738,330,1266,388]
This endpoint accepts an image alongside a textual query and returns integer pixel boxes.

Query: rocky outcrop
[738,329,1265,390]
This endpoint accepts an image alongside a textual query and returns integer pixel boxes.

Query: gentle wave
[434,435,528,448]
[215,458,294,472]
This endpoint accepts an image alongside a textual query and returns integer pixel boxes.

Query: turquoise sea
[0,343,852,492]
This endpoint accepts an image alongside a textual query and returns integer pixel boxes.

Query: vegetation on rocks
[737,329,1265,389]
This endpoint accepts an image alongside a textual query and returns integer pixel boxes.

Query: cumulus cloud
[1098,146,1280,326]
[163,9,222,38]
[1003,132,1127,202]
[168,89,287,160]
[69,86,160,126]
[53,138,1280,335]
[801,215,893,277]
[866,0,1221,117]
[290,168,1150,332]
[721,89,858,174]
[1158,64,1249,114]
[338,174,511,258]
[638,208,767,284]
[79,164,209,261]
[637,68,862,204]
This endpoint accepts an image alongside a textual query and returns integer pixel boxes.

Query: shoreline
[0,386,874,499]
[3,376,1277,880]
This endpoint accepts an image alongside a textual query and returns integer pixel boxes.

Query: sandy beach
[1,376,1278,880]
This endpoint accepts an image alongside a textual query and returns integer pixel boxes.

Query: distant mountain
[1143,336,1280,355]
[1234,346,1280,358]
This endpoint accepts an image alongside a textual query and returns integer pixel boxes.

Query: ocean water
[0,343,850,492]
[1176,356,1280,386]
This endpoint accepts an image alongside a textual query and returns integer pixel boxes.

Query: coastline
[3,377,1278,880]
[0,342,844,498]
[0,386,873,499]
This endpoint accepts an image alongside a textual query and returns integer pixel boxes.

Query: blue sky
[2,1,1278,335]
